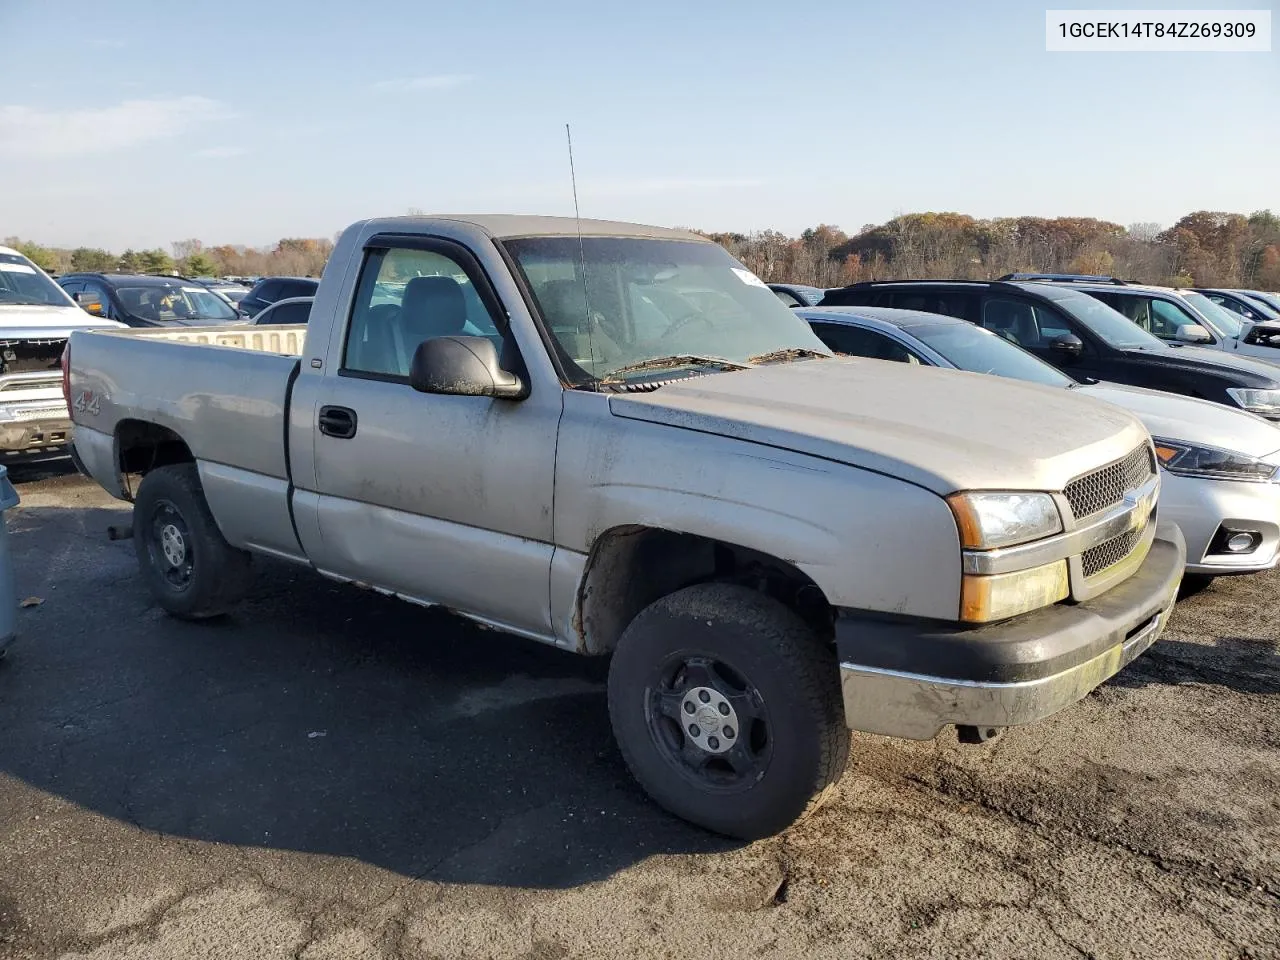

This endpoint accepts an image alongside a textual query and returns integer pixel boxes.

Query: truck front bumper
[836,522,1186,740]
[0,400,74,456]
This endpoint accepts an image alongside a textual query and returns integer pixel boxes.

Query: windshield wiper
[599,354,751,383]
[0,299,54,306]
[747,347,830,365]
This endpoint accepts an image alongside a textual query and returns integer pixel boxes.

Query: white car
[802,306,1280,585]
[0,246,126,461]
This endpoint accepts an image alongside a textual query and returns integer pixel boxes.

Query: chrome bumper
[0,400,73,454]
[837,523,1185,740]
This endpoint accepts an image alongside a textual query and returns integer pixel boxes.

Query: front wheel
[132,463,251,619]
[607,583,849,839]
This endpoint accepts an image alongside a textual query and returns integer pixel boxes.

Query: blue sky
[1,0,1276,250]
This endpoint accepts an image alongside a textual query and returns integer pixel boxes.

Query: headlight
[1226,387,1280,418]
[960,561,1070,623]
[1153,438,1278,482]
[946,491,1063,549]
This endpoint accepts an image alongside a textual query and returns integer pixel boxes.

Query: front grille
[1082,525,1144,578]
[1064,444,1154,520]
[0,338,67,376]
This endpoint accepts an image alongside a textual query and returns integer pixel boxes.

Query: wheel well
[576,526,833,655]
[115,420,194,499]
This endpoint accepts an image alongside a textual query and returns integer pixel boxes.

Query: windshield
[906,321,1076,388]
[1183,292,1245,337]
[214,287,247,303]
[0,253,77,307]
[1053,292,1164,349]
[503,236,831,382]
[116,284,239,322]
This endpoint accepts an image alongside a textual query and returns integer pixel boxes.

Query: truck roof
[376,214,710,243]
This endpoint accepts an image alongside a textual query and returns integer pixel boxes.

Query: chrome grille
[1082,525,1144,578]
[1064,445,1154,520]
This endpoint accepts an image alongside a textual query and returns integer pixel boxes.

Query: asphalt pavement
[1,463,1277,959]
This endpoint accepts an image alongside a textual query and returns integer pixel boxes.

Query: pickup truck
[0,246,126,460]
[65,215,1186,839]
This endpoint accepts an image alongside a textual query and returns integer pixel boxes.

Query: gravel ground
[1,464,1277,960]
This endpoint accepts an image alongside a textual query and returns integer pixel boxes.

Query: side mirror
[1049,333,1084,359]
[74,293,104,315]
[1175,324,1212,344]
[409,335,526,400]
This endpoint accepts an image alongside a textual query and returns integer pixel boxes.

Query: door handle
[318,405,357,439]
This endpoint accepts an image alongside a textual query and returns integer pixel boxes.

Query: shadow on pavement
[0,502,736,890]
[1112,636,1280,697]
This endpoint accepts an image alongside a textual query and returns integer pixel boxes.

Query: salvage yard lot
[1,466,1277,960]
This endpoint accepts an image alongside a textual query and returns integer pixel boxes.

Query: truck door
[302,236,559,640]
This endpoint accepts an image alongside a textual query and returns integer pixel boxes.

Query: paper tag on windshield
[0,263,37,274]
[730,268,768,289]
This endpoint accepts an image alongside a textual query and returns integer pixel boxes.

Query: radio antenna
[566,123,598,374]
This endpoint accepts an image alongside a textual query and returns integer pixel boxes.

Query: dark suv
[995,274,1280,361]
[818,279,1280,420]
[239,276,320,318]
[56,273,243,327]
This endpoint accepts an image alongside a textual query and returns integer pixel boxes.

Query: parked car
[65,214,1184,839]
[239,276,320,318]
[1240,290,1280,313]
[252,296,313,325]
[819,279,1280,420]
[802,305,1280,586]
[191,278,251,307]
[768,283,825,307]
[0,247,127,461]
[1195,287,1280,329]
[996,274,1280,362]
[55,274,245,328]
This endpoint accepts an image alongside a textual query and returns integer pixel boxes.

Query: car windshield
[116,284,239,322]
[1053,292,1164,349]
[0,253,77,307]
[1183,292,1245,337]
[502,236,831,382]
[905,321,1076,388]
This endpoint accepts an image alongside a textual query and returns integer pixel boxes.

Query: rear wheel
[132,464,251,619]
[607,583,849,839]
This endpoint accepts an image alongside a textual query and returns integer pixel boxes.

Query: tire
[607,582,849,839]
[132,463,251,620]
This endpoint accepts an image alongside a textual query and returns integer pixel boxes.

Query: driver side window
[343,246,501,379]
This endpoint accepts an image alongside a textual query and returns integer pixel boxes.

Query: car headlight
[1153,438,1278,482]
[946,491,1063,549]
[1226,387,1280,418]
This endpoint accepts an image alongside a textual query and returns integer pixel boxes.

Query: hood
[1077,381,1280,460]
[0,303,128,339]
[609,358,1149,495]
[1143,343,1280,382]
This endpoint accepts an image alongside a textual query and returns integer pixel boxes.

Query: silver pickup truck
[65,215,1185,838]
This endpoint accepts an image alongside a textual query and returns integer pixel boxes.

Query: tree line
[6,209,1278,290]
[2,235,333,280]
[694,209,1280,290]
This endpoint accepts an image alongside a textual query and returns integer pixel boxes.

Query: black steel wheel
[132,463,251,620]
[608,582,849,839]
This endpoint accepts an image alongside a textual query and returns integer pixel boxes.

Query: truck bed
[68,323,306,486]
[89,323,307,356]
